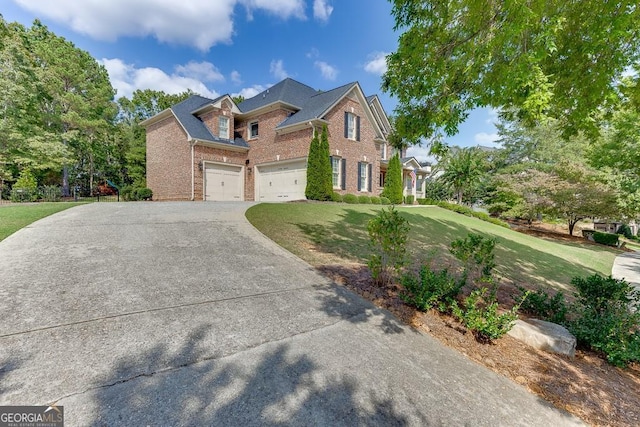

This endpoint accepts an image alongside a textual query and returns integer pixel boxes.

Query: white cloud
[306,47,320,59]
[13,0,305,51]
[313,0,333,22]
[485,107,500,125]
[240,0,306,20]
[100,58,219,99]
[174,61,224,83]
[314,61,338,80]
[233,84,269,99]
[230,70,242,85]
[406,145,434,163]
[270,59,289,80]
[474,132,499,145]
[364,52,389,76]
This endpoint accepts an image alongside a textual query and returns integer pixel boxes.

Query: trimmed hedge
[436,201,510,228]
[593,231,619,247]
[331,192,343,202]
[358,195,371,204]
[405,195,415,205]
[380,196,391,205]
[343,194,358,204]
[370,196,381,205]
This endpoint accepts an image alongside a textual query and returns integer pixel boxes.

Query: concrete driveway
[0,202,582,426]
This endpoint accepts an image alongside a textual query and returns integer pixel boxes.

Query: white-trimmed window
[344,112,360,141]
[358,162,370,192]
[249,121,259,139]
[219,116,229,139]
[332,157,341,188]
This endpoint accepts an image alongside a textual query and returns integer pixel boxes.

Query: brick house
[141,78,428,201]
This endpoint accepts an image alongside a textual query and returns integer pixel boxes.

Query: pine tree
[319,125,333,200]
[383,153,403,204]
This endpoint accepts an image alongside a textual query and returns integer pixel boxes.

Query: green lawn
[246,203,620,291]
[0,202,85,241]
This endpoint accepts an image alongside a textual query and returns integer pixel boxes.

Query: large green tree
[29,20,116,195]
[440,147,487,205]
[383,0,640,142]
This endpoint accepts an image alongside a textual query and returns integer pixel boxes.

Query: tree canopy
[383,0,640,142]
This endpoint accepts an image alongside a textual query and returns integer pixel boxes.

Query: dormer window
[219,116,229,139]
[249,121,259,139]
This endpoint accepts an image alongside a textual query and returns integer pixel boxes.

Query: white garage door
[205,163,242,201]
[257,160,307,201]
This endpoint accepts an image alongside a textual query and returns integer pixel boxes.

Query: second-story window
[344,112,360,141]
[249,121,259,139]
[219,116,229,139]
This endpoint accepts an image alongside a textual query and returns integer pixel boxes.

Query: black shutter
[356,116,361,141]
[367,163,372,192]
[341,159,346,190]
[357,162,362,191]
[344,112,349,138]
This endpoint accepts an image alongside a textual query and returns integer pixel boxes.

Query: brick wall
[323,95,380,195]
[146,116,193,200]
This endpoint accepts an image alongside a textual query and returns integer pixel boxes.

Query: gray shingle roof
[277,82,356,128]
[237,78,319,113]
[171,95,249,149]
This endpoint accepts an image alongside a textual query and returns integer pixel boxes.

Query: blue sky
[3,0,500,160]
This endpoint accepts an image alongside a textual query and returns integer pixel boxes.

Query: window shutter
[367,163,372,192]
[341,159,346,190]
[356,116,361,141]
[357,162,362,191]
[344,112,349,138]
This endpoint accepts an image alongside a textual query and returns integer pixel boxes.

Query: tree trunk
[568,219,578,236]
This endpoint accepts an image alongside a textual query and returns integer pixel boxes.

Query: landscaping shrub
[330,192,343,203]
[450,233,496,281]
[343,194,358,204]
[404,195,415,205]
[569,274,640,366]
[10,169,39,202]
[121,186,152,201]
[370,196,381,204]
[358,195,371,204]
[417,198,436,205]
[518,287,568,324]
[451,287,522,342]
[380,196,391,205]
[382,154,403,204]
[401,265,465,312]
[616,224,634,239]
[434,201,510,228]
[593,231,619,247]
[367,206,410,286]
[135,187,153,201]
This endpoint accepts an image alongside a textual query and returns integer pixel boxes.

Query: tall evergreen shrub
[382,153,403,204]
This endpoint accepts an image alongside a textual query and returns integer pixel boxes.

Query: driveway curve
[0,202,582,426]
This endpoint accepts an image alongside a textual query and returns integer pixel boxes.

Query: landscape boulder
[508,319,576,357]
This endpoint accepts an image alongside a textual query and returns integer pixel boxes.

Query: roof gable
[277,82,356,128]
[237,78,319,113]
[169,95,249,149]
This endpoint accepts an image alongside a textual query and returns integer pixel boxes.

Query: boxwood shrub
[358,195,371,204]
[593,231,619,247]
[343,194,358,204]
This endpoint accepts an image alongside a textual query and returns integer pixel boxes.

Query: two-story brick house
[141,77,427,201]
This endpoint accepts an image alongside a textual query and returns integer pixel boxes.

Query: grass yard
[246,203,620,291]
[0,202,85,241]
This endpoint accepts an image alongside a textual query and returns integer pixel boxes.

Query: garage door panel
[205,164,242,201]
[258,161,306,202]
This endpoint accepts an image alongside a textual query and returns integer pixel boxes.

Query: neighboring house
[594,220,638,236]
[141,77,429,202]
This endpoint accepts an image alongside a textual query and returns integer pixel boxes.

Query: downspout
[191,141,195,201]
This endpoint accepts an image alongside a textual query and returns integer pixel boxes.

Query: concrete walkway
[0,202,583,426]
[612,251,640,291]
